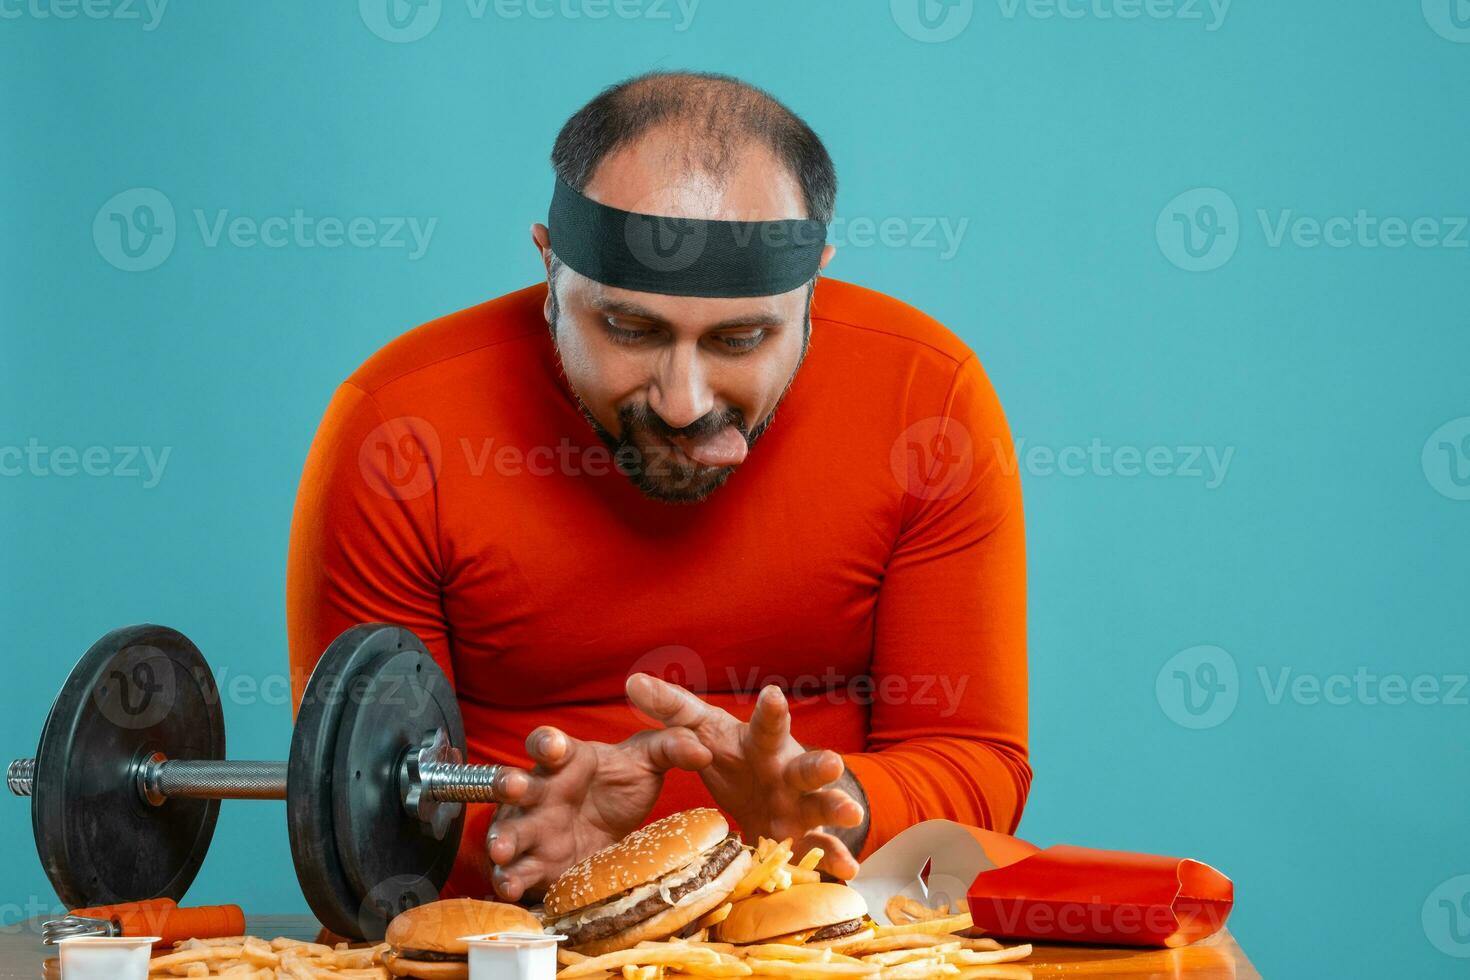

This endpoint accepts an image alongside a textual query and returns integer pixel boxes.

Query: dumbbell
[6,622,511,940]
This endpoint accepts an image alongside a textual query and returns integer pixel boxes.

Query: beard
[548,277,812,504]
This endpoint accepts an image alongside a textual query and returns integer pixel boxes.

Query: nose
[647,343,715,431]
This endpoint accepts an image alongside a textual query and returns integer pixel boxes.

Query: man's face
[546,266,812,503]
[535,139,832,503]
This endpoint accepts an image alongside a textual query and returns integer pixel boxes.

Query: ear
[530,222,553,272]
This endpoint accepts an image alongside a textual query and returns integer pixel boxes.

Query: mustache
[618,403,749,442]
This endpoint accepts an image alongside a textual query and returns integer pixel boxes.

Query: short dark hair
[549,70,837,225]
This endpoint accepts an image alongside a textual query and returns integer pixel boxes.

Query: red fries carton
[848,820,1233,948]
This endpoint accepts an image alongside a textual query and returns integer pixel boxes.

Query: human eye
[603,317,655,346]
[712,330,767,354]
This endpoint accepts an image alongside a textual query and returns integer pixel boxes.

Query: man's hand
[625,674,868,879]
[486,724,712,901]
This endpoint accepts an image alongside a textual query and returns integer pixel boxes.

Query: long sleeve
[841,353,1031,859]
[286,381,452,712]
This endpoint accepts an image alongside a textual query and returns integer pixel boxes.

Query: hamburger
[542,808,754,956]
[384,898,543,979]
[713,882,875,948]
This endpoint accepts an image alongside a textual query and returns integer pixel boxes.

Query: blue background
[3,1,1468,975]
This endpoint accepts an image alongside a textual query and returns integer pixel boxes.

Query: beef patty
[559,836,744,948]
[807,918,866,942]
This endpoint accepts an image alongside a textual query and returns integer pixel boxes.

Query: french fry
[738,944,832,962]
[729,841,794,903]
[676,954,757,977]
[942,945,1032,966]
[838,934,950,956]
[787,867,821,885]
[697,902,735,928]
[557,944,721,978]
[861,942,960,966]
[946,937,1002,952]
[948,965,1034,980]
[872,958,958,980]
[758,867,793,894]
[148,946,246,971]
[870,912,972,938]
[150,933,391,980]
[796,849,824,872]
[742,959,878,977]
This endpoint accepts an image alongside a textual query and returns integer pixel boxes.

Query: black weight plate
[32,624,223,908]
[287,624,460,940]
[333,645,465,939]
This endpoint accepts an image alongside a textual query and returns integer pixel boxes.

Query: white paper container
[57,935,160,980]
[462,931,566,980]
[848,819,998,923]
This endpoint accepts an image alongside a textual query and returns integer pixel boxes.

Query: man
[287,70,1029,903]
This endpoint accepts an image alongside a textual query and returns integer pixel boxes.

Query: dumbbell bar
[8,730,499,813]
[8,622,506,942]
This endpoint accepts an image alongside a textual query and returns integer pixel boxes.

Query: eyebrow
[590,296,786,331]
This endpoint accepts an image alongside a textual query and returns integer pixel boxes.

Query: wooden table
[1,915,1260,979]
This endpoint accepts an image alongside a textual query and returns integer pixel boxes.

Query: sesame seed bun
[543,809,732,918]
[713,883,869,945]
[384,899,542,979]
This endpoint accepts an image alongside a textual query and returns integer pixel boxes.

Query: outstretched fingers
[628,726,714,773]
[626,673,727,733]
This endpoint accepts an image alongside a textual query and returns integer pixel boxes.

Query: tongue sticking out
[668,425,749,467]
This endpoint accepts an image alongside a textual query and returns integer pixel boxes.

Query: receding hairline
[550,69,837,225]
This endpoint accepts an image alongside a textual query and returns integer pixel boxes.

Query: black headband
[547,176,827,298]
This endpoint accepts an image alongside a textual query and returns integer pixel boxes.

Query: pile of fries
[146,839,1033,980]
[147,935,390,979]
[555,838,1033,980]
